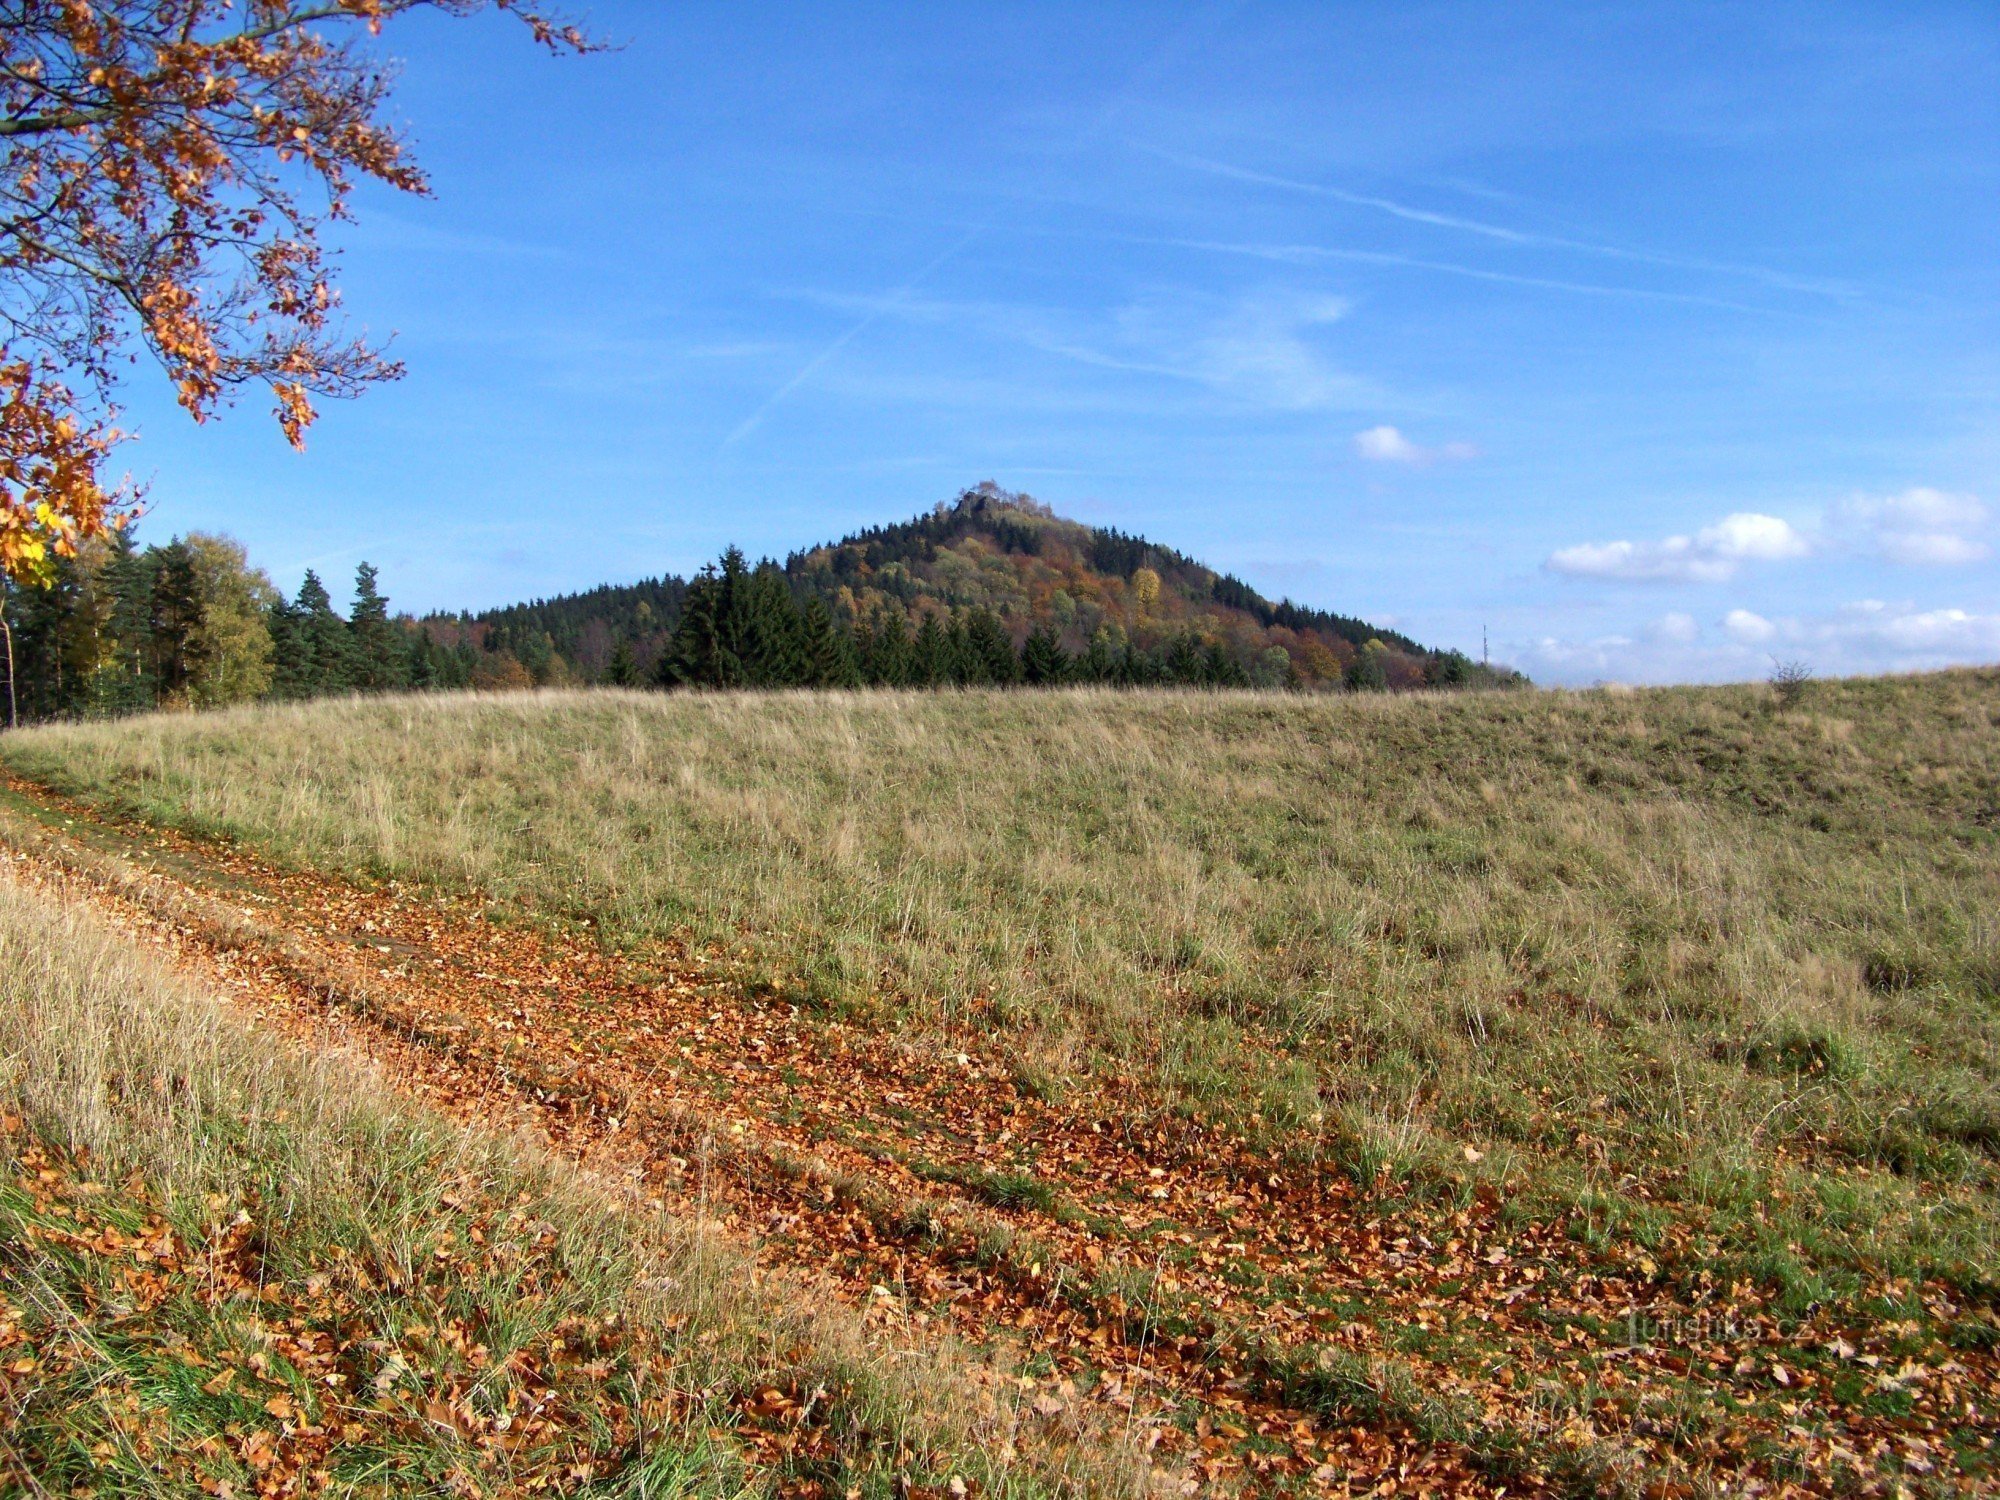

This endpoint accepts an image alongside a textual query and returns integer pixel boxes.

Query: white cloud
[1353,425,1480,466]
[1703,513,1813,562]
[1134,291,1361,411]
[781,286,1374,414]
[1831,488,1990,566]
[1514,597,2000,686]
[1547,488,1991,588]
[1878,532,1988,566]
[1546,512,1811,584]
[1723,608,1776,644]
[1872,604,2000,653]
[1355,424,1422,463]
[1649,611,1700,643]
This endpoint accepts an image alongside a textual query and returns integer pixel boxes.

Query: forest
[1,489,1519,725]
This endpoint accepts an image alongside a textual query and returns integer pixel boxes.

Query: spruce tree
[350,562,408,692]
[911,615,949,687]
[104,528,157,713]
[1163,633,1205,685]
[1080,627,1121,684]
[295,571,354,696]
[606,639,639,686]
[265,593,310,699]
[740,560,809,686]
[1202,641,1245,687]
[147,541,208,703]
[943,615,974,685]
[660,548,749,687]
[1021,624,1070,686]
[859,614,912,686]
[799,599,857,687]
[961,609,1019,685]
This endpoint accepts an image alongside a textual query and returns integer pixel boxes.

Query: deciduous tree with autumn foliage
[0,0,587,716]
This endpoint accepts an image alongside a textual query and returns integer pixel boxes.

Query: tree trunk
[0,597,16,730]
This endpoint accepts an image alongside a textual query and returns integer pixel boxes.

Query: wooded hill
[0,486,1519,723]
[464,485,1519,692]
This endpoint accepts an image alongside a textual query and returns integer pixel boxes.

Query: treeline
[0,527,482,726]
[2,510,1518,727]
[654,547,1480,691]
[465,488,1518,694]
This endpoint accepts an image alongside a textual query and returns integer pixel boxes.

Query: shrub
[1769,658,1813,709]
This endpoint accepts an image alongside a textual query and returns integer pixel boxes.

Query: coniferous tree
[1021,624,1070,686]
[741,560,809,686]
[147,541,208,704]
[961,609,1018,685]
[1202,641,1245,688]
[859,613,913,687]
[407,630,473,691]
[661,548,749,687]
[102,528,157,713]
[350,562,408,692]
[8,557,68,718]
[265,594,305,698]
[605,639,639,686]
[1163,632,1205,685]
[911,615,950,687]
[295,571,354,697]
[800,599,858,687]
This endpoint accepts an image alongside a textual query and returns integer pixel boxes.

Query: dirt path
[3,776,1989,1497]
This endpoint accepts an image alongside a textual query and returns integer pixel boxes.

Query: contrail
[723,1,1245,450]
[723,226,986,448]
[1142,145,1860,300]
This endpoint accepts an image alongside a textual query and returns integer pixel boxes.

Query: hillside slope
[465,485,1519,691]
[2,671,1995,1493]
[0,844,1122,1497]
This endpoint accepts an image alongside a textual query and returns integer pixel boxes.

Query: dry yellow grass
[5,671,1997,1307]
[0,860,1138,1497]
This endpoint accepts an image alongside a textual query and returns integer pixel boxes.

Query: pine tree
[350,562,408,693]
[961,609,1019,685]
[1021,624,1070,686]
[740,560,809,686]
[147,541,208,704]
[295,571,354,697]
[800,599,857,687]
[660,549,749,687]
[911,615,949,687]
[606,639,639,686]
[859,614,912,686]
[103,528,157,713]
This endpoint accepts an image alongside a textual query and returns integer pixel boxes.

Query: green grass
[0,867,1134,1497]
[4,672,1996,1307]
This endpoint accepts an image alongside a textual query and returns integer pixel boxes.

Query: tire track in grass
[3,774,1988,1496]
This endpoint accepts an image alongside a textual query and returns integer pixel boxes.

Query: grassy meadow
[0,865,1130,1497]
[5,671,1998,1316]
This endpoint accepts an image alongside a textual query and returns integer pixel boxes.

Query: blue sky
[121,1,1996,683]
